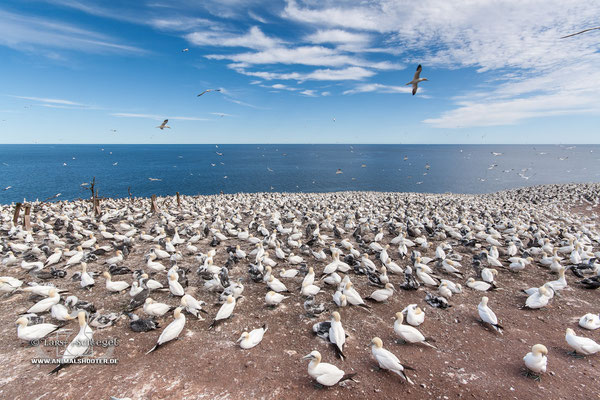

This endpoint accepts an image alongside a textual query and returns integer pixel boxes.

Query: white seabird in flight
[406,64,428,96]
[197,89,221,97]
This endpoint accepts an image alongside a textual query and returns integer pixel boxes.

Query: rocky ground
[1,186,599,400]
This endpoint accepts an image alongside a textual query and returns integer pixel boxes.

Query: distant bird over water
[197,89,221,97]
[406,65,428,96]
[156,119,170,130]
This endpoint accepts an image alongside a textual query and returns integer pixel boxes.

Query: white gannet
[523,344,548,378]
[329,311,346,359]
[50,311,93,373]
[265,290,288,306]
[16,317,60,341]
[466,278,495,291]
[394,312,436,349]
[209,295,236,329]
[181,294,206,319]
[28,289,60,313]
[366,283,395,302]
[51,303,76,321]
[143,298,173,317]
[80,262,95,289]
[525,286,550,309]
[146,307,186,354]
[267,275,289,293]
[478,296,503,333]
[403,304,425,326]
[168,274,185,296]
[565,328,600,355]
[579,313,600,330]
[0,276,23,293]
[302,350,356,387]
[103,272,130,292]
[237,324,267,349]
[406,64,428,96]
[370,337,414,384]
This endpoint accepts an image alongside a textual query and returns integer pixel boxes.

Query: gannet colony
[1,183,599,399]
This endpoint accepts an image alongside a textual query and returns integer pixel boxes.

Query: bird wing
[413,65,422,80]
[376,349,403,371]
[412,83,418,96]
[561,26,600,38]
[197,90,209,97]
[158,316,185,345]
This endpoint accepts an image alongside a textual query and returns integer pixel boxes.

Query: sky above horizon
[0,0,599,144]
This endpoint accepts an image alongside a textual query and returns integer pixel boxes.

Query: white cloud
[305,29,371,45]
[11,96,85,106]
[343,83,413,95]
[111,113,208,121]
[0,9,146,55]
[236,66,375,82]
[186,26,281,50]
[300,90,317,97]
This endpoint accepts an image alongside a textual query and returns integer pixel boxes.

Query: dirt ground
[1,196,599,400]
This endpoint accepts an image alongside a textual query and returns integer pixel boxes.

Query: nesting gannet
[237,324,267,349]
[466,278,495,291]
[565,328,600,355]
[525,286,551,309]
[128,313,159,332]
[156,119,171,130]
[366,283,395,302]
[406,64,428,96]
[143,298,174,317]
[0,276,23,293]
[579,313,600,330]
[265,290,288,306]
[146,307,186,354]
[50,311,93,373]
[103,272,130,292]
[302,351,356,387]
[267,275,289,293]
[370,337,414,384]
[16,317,61,341]
[403,304,425,326]
[209,295,236,329]
[523,344,548,379]
[327,311,346,359]
[394,312,436,349]
[51,303,76,321]
[80,262,95,289]
[478,296,503,333]
[481,268,498,284]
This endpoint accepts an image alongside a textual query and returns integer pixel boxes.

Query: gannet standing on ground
[328,311,346,359]
[146,307,186,354]
[237,324,267,349]
[302,351,357,387]
[406,64,428,96]
[265,290,288,306]
[209,295,236,329]
[565,328,600,355]
[525,286,551,309]
[370,337,414,384]
[103,272,130,293]
[478,296,503,333]
[393,312,436,348]
[50,311,93,373]
[523,344,548,379]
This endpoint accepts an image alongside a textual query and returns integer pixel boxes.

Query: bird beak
[236,337,243,343]
[301,354,312,360]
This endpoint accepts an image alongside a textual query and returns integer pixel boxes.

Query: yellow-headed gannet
[302,351,356,387]
[237,324,267,349]
[579,313,600,330]
[406,64,428,96]
[394,312,436,349]
[565,328,600,355]
[523,344,548,379]
[28,289,60,313]
[478,296,503,333]
[103,272,130,292]
[16,317,61,341]
[143,298,174,317]
[181,294,206,319]
[525,286,551,309]
[50,311,93,373]
[366,283,395,302]
[209,295,236,329]
[146,307,186,354]
[370,337,414,384]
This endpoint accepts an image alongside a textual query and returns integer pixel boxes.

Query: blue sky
[0,0,599,144]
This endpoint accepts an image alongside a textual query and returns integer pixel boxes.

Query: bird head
[532,344,548,356]
[371,337,383,348]
[302,350,321,362]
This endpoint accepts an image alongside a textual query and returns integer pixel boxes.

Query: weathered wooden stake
[23,204,32,231]
[128,186,133,203]
[151,194,159,213]
[176,192,181,207]
[13,202,22,225]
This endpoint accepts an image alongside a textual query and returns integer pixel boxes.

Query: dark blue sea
[0,144,598,204]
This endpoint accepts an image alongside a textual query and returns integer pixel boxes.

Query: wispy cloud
[111,113,208,121]
[343,83,413,95]
[233,66,375,82]
[0,9,146,55]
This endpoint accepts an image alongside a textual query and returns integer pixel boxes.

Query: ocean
[0,144,598,204]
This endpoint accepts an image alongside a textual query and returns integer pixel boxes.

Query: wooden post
[151,195,159,213]
[176,192,181,207]
[128,186,133,203]
[23,204,32,231]
[13,202,22,225]
[94,189,101,217]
